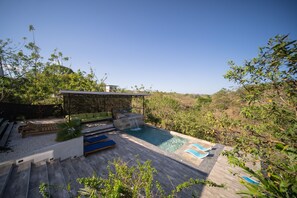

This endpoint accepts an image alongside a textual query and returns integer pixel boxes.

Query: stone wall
[113,114,144,130]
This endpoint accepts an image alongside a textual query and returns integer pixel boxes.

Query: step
[60,158,81,196]
[70,158,94,178]
[78,157,96,176]
[0,118,4,125]
[82,124,115,134]
[0,122,14,148]
[28,161,49,198]
[83,128,116,137]
[0,162,13,198]
[3,161,32,198]
[47,160,70,198]
[0,120,8,139]
[83,154,105,176]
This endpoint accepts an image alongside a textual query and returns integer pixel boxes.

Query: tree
[224,35,297,197]
[0,26,106,104]
[225,34,297,118]
[195,95,212,111]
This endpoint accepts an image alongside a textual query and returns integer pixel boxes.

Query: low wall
[113,114,144,130]
[0,102,63,121]
[14,136,83,165]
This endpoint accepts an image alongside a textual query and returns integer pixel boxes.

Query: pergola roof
[60,90,149,97]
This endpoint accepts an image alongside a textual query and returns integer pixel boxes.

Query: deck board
[83,132,211,197]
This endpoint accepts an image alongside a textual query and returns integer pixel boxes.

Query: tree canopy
[224,34,297,197]
[0,33,106,104]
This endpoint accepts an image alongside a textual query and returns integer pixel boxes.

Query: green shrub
[39,158,223,198]
[65,112,112,123]
[76,158,223,198]
[56,119,82,142]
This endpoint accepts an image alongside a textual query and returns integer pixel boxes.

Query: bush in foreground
[40,158,224,197]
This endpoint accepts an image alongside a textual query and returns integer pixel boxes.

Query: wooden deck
[0,129,247,197]
[84,131,246,197]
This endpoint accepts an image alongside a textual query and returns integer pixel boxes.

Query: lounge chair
[19,121,60,138]
[84,140,116,156]
[84,135,108,144]
[185,149,209,159]
[191,143,212,152]
[242,176,259,185]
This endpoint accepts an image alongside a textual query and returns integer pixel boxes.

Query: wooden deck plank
[83,132,208,197]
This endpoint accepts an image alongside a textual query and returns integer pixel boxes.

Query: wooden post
[63,94,66,117]
[142,96,145,116]
[68,93,71,122]
[104,95,106,112]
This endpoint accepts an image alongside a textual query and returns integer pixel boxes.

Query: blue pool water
[124,125,188,152]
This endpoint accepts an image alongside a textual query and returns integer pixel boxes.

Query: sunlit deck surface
[1,120,247,197]
[85,131,246,197]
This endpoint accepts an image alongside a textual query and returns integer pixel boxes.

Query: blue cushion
[191,143,211,152]
[185,149,209,159]
[84,140,116,153]
[242,176,259,185]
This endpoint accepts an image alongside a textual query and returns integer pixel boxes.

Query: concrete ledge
[13,136,83,165]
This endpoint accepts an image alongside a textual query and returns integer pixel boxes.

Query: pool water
[124,125,188,152]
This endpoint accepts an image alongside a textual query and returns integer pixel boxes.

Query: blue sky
[1,0,296,94]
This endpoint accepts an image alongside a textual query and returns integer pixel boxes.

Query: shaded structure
[60,90,149,120]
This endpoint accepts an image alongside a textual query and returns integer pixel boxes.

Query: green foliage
[209,88,233,110]
[195,95,212,110]
[145,92,240,145]
[76,158,223,197]
[39,158,223,197]
[0,27,106,104]
[56,119,82,142]
[39,182,49,198]
[172,110,215,142]
[145,92,181,129]
[224,144,297,197]
[143,35,297,197]
[223,34,297,197]
[67,112,112,123]
[77,158,157,197]
[225,34,297,117]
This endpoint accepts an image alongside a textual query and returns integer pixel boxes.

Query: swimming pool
[124,125,188,152]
